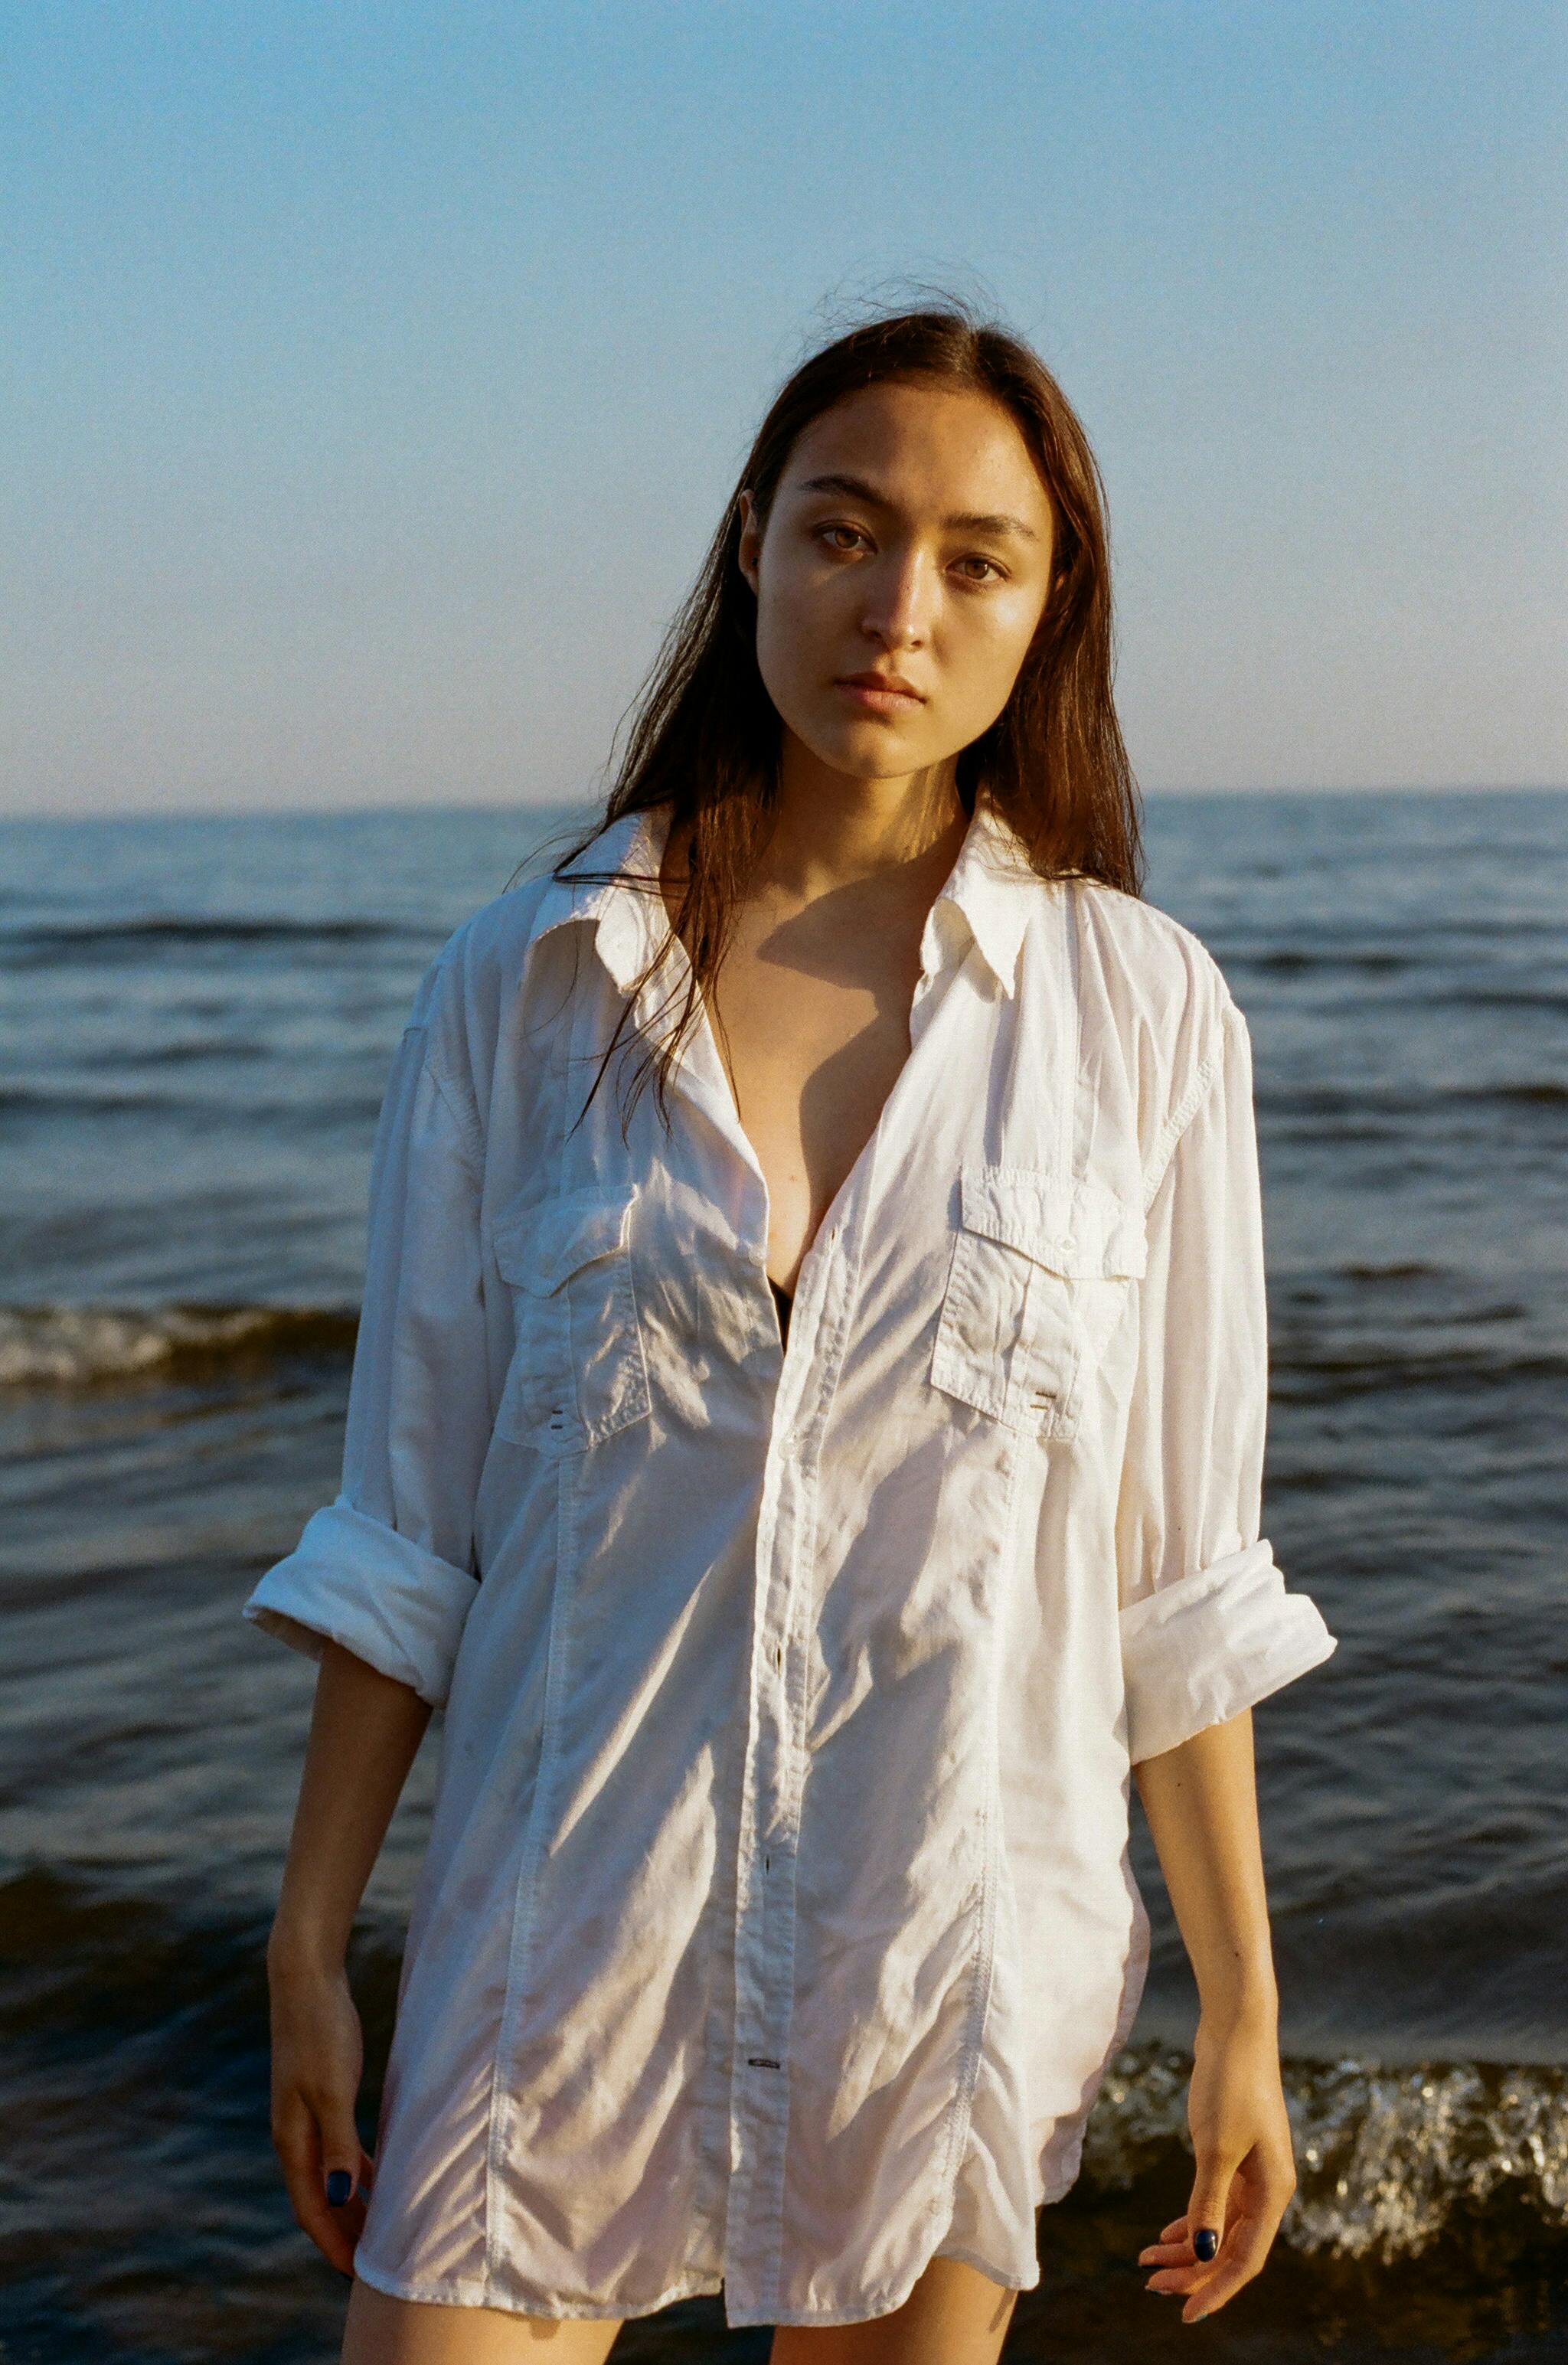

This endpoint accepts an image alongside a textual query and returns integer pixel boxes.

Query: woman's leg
[341,2278,622,2363]
[769,2254,1019,2365]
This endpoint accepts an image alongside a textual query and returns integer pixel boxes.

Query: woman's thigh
[340,2277,622,2363]
[769,2254,1019,2365]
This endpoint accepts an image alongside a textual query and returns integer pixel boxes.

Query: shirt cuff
[243,1494,479,1708]
[1119,1537,1337,1764]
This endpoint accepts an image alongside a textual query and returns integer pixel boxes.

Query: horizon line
[3,781,1567,829]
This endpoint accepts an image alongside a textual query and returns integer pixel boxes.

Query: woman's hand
[1138,2007,1298,2325]
[260,1642,432,2273]
[1132,1710,1298,2324]
[267,1941,376,2278]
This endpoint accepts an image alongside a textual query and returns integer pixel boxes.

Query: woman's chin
[784,716,950,785]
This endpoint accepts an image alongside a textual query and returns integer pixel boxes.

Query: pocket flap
[492,1184,639,1295]
[959,1164,1145,1279]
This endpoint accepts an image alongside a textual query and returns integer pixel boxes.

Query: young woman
[249,303,1337,2364]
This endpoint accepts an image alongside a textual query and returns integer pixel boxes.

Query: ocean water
[0,789,1563,2363]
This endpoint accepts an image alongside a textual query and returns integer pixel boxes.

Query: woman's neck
[757,735,969,903]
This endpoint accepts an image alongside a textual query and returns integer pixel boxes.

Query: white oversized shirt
[245,795,1336,2327]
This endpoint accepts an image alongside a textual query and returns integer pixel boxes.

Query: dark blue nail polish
[1194,2226,1219,2261]
[325,2169,353,2207]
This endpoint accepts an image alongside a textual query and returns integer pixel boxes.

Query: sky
[5,0,1565,818]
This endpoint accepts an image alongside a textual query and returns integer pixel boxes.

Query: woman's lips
[835,681,924,713]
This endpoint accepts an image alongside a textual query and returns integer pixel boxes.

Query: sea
[1,788,1563,2363]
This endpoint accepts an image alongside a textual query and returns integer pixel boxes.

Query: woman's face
[737,378,1057,786]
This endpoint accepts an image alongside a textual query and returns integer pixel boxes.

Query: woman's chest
[479,936,1148,1459]
[707,916,926,1295]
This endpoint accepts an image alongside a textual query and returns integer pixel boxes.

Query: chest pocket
[490,1184,651,1453]
[930,1163,1145,1439]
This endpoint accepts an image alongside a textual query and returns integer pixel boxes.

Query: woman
[250,303,1337,2363]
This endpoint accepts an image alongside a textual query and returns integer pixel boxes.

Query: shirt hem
[351,2251,726,2322]
[932,2239,1040,2294]
[354,2242,1043,2330]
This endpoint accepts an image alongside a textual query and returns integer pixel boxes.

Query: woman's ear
[735,490,761,596]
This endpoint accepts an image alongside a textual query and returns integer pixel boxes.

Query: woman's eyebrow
[795,470,1041,544]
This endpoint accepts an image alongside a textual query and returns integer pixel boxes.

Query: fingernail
[325,2169,353,2207]
[1194,2227,1219,2261]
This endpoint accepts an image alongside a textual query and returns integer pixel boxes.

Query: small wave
[87,1038,272,1070]
[0,1302,357,1387]
[1448,989,1568,1014]
[0,1083,237,1118]
[1269,1345,1567,1399]
[0,914,431,965]
[1333,1261,1442,1282]
[1255,1082,1568,1122]
[1225,949,1421,975]
[0,1083,382,1124]
[0,1864,406,2055]
[1086,2037,1568,2261]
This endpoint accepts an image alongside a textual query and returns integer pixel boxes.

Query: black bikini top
[769,1276,793,1347]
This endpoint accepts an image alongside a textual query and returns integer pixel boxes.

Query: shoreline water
[2,789,1564,2358]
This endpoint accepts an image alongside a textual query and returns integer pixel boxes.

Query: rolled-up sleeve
[1116,992,1336,1764]
[243,982,489,1708]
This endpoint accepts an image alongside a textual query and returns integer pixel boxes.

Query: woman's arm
[266,1641,432,2276]
[1132,1707,1297,2325]
[1112,989,1334,2322]
[243,981,491,2265]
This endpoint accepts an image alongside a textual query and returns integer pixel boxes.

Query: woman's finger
[273,2089,361,2277]
[1145,2204,1258,2299]
[319,2087,368,2213]
[1184,2151,1240,2271]
[1137,2238,1192,2268]
[1139,2210,1196,2278]
[1156,2174,1294,2315]
[1178,2206,1274,2323]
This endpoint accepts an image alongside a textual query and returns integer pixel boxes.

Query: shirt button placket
[727,1256,825,2313]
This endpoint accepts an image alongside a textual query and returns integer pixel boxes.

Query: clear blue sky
[5,0,1565,815]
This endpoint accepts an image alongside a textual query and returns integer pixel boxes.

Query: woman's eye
[814,527,1004,582]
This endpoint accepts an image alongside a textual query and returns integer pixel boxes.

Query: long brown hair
[549,296,1143,1124]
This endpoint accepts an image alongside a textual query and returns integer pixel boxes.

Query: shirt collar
[925,795,1043,998]
[534,806,674,997]
[534,792,1043,1001]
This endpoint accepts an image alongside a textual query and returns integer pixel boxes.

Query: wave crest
[0,1301,355,1387]
[1086,2039,1568,2260]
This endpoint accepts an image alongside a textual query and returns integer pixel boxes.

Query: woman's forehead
[781,381,1054,522]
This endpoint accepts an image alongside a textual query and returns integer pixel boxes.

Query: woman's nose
[858,547,935,648]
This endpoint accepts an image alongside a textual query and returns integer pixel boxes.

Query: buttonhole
[746,2056,782,2069]
[763,1854,770,1871]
